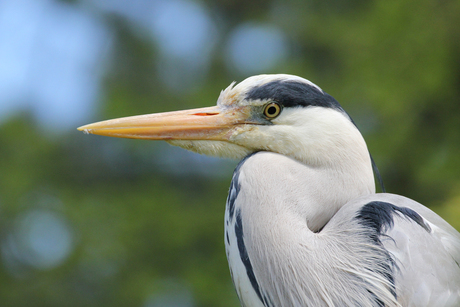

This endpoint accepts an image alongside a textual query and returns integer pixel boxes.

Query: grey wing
[356,193,460,307]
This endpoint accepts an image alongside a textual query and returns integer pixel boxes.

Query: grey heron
[78,74,460,306]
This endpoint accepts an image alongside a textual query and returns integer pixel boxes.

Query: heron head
[78,74,367,167]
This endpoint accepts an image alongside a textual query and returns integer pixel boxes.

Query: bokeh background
[0,0,459,306]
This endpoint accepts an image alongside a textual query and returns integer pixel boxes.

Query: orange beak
[77,106,252,141]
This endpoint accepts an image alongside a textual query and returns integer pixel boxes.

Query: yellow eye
[263,102,282,118]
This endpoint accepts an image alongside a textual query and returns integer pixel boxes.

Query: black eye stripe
[245,80,344,112]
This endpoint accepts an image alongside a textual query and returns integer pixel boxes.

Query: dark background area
[0,0,459,306]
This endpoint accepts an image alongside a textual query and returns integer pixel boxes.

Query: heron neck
[229,151,378,305]
[236,151,374,233]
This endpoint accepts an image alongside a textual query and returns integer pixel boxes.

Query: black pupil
[267,106,277,115]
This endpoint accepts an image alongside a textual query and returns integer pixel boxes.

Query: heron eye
[263,102,282,119]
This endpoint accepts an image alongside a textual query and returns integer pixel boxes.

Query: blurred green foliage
[0,0,459,306]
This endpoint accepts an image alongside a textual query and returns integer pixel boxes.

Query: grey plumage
[225,152,460,307]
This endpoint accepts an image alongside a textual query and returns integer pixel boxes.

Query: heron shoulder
[329,193,460,306]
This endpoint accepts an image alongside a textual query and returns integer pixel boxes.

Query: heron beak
[77,106,251,141]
